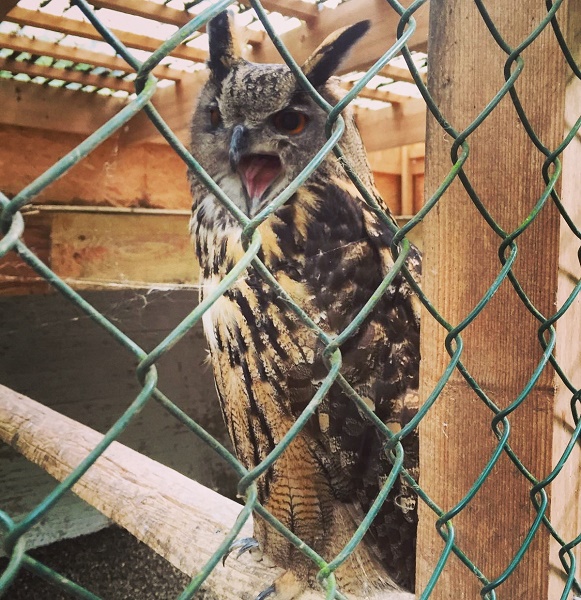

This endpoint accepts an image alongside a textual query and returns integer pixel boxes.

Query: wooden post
[417,1,579,598]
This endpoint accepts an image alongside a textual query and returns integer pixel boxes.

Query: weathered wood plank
[50,212,198,287]
[6,7,207,63]
[0,384,413,599]
[417,0,574,597]
[548,10,581,594]
[0,56,135,93]
[0,290,234,550]
[0,33,183,81]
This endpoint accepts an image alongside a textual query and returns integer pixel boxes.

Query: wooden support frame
[86,0,264,45]
[417,1,579,597]
[0,78,128,136]
[250,0,429,72]
[379,65,427,85]
[0,33,183,81]
[342,82,415,105]
[0,57,135,93]
[0,67,426,151]
[238,0,320,24]
[6,7,207,63]
[0,385,413,600]
[354,99,427,152]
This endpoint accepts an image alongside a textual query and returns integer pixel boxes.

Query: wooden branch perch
[0,384,413,599]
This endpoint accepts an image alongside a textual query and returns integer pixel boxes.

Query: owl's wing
[280,175,420,588]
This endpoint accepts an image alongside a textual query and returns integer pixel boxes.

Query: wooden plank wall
[0,289,235,552]
[0,125,424,295]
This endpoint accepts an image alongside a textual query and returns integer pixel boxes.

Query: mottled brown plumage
[189,11,420,599]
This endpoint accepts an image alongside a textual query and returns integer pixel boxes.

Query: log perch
[0,384,413,599]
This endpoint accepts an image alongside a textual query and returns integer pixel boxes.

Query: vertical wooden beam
[417,1,574,598]
[548,8,581,597]
[400,145,414,215]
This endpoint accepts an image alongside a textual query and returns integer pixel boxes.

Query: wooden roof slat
[0,56,136,93]
[341,82,415,104]
[379,64,427,85]
[0,33,184,81]
[355,98,427,152]
[238,0,320,24]
[0,77,128,136]
[6,7,206,64]
[117,70,426,150]
[249,0,429,72]
[88,0,264,46]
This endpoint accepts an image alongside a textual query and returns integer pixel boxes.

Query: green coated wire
[1,0,581,598]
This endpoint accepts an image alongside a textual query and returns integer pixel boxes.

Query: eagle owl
[189,11,420,600]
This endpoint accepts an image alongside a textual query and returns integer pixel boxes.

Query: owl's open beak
[237,154,282,203]
[229,125,282,206]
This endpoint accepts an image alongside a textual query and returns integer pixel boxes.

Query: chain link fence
[1,0,580,598]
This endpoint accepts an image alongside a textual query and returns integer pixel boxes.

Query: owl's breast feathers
[192,173,420,589]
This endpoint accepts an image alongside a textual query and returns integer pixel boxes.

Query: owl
[189,11,420,600]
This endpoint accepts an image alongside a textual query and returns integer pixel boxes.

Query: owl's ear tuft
[301,20,370,88]
[207,10,241,83]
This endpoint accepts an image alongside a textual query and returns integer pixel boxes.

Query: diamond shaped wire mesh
[1,0,580,599]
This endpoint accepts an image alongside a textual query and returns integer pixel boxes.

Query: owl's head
[190,11,371,217]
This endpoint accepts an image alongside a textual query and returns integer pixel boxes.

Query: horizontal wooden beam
[248,0,429,72]
[88,0,263,46]
[0,57,135,93]
[0,385,413,600]
[0,63,426,151]
[379,64,427,85]
[342,82,415,104]
[119,71,207,146]
[6,7,206,63]
[0,33,184,81]
[0,78,128,136]
[355,98,427,152]
[91,0,315,30]
[0,384,270,599]
[239,0,320,24]
[121,72,426,150]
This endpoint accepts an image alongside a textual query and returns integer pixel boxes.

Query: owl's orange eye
[272,110,308,135]
[209,106,222,128]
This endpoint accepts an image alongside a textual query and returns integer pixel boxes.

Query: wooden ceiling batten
[6,7,207,63]
[0,33,184,81]
[379,64,427,85]
[342,82,414,105]
[87,0,264,46]
[0,56,136,93]
[238,0,320,24]
[250,0,429,72]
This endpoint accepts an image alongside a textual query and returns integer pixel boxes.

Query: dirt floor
[0,526,211,599]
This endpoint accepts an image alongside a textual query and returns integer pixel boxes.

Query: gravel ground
[0,526,212,599]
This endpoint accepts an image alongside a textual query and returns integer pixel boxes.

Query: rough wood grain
[417,1,575,598]
[548,11,581,595]
[0,385,414,599]
[0,291,234,550]
[50,212,198,287]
